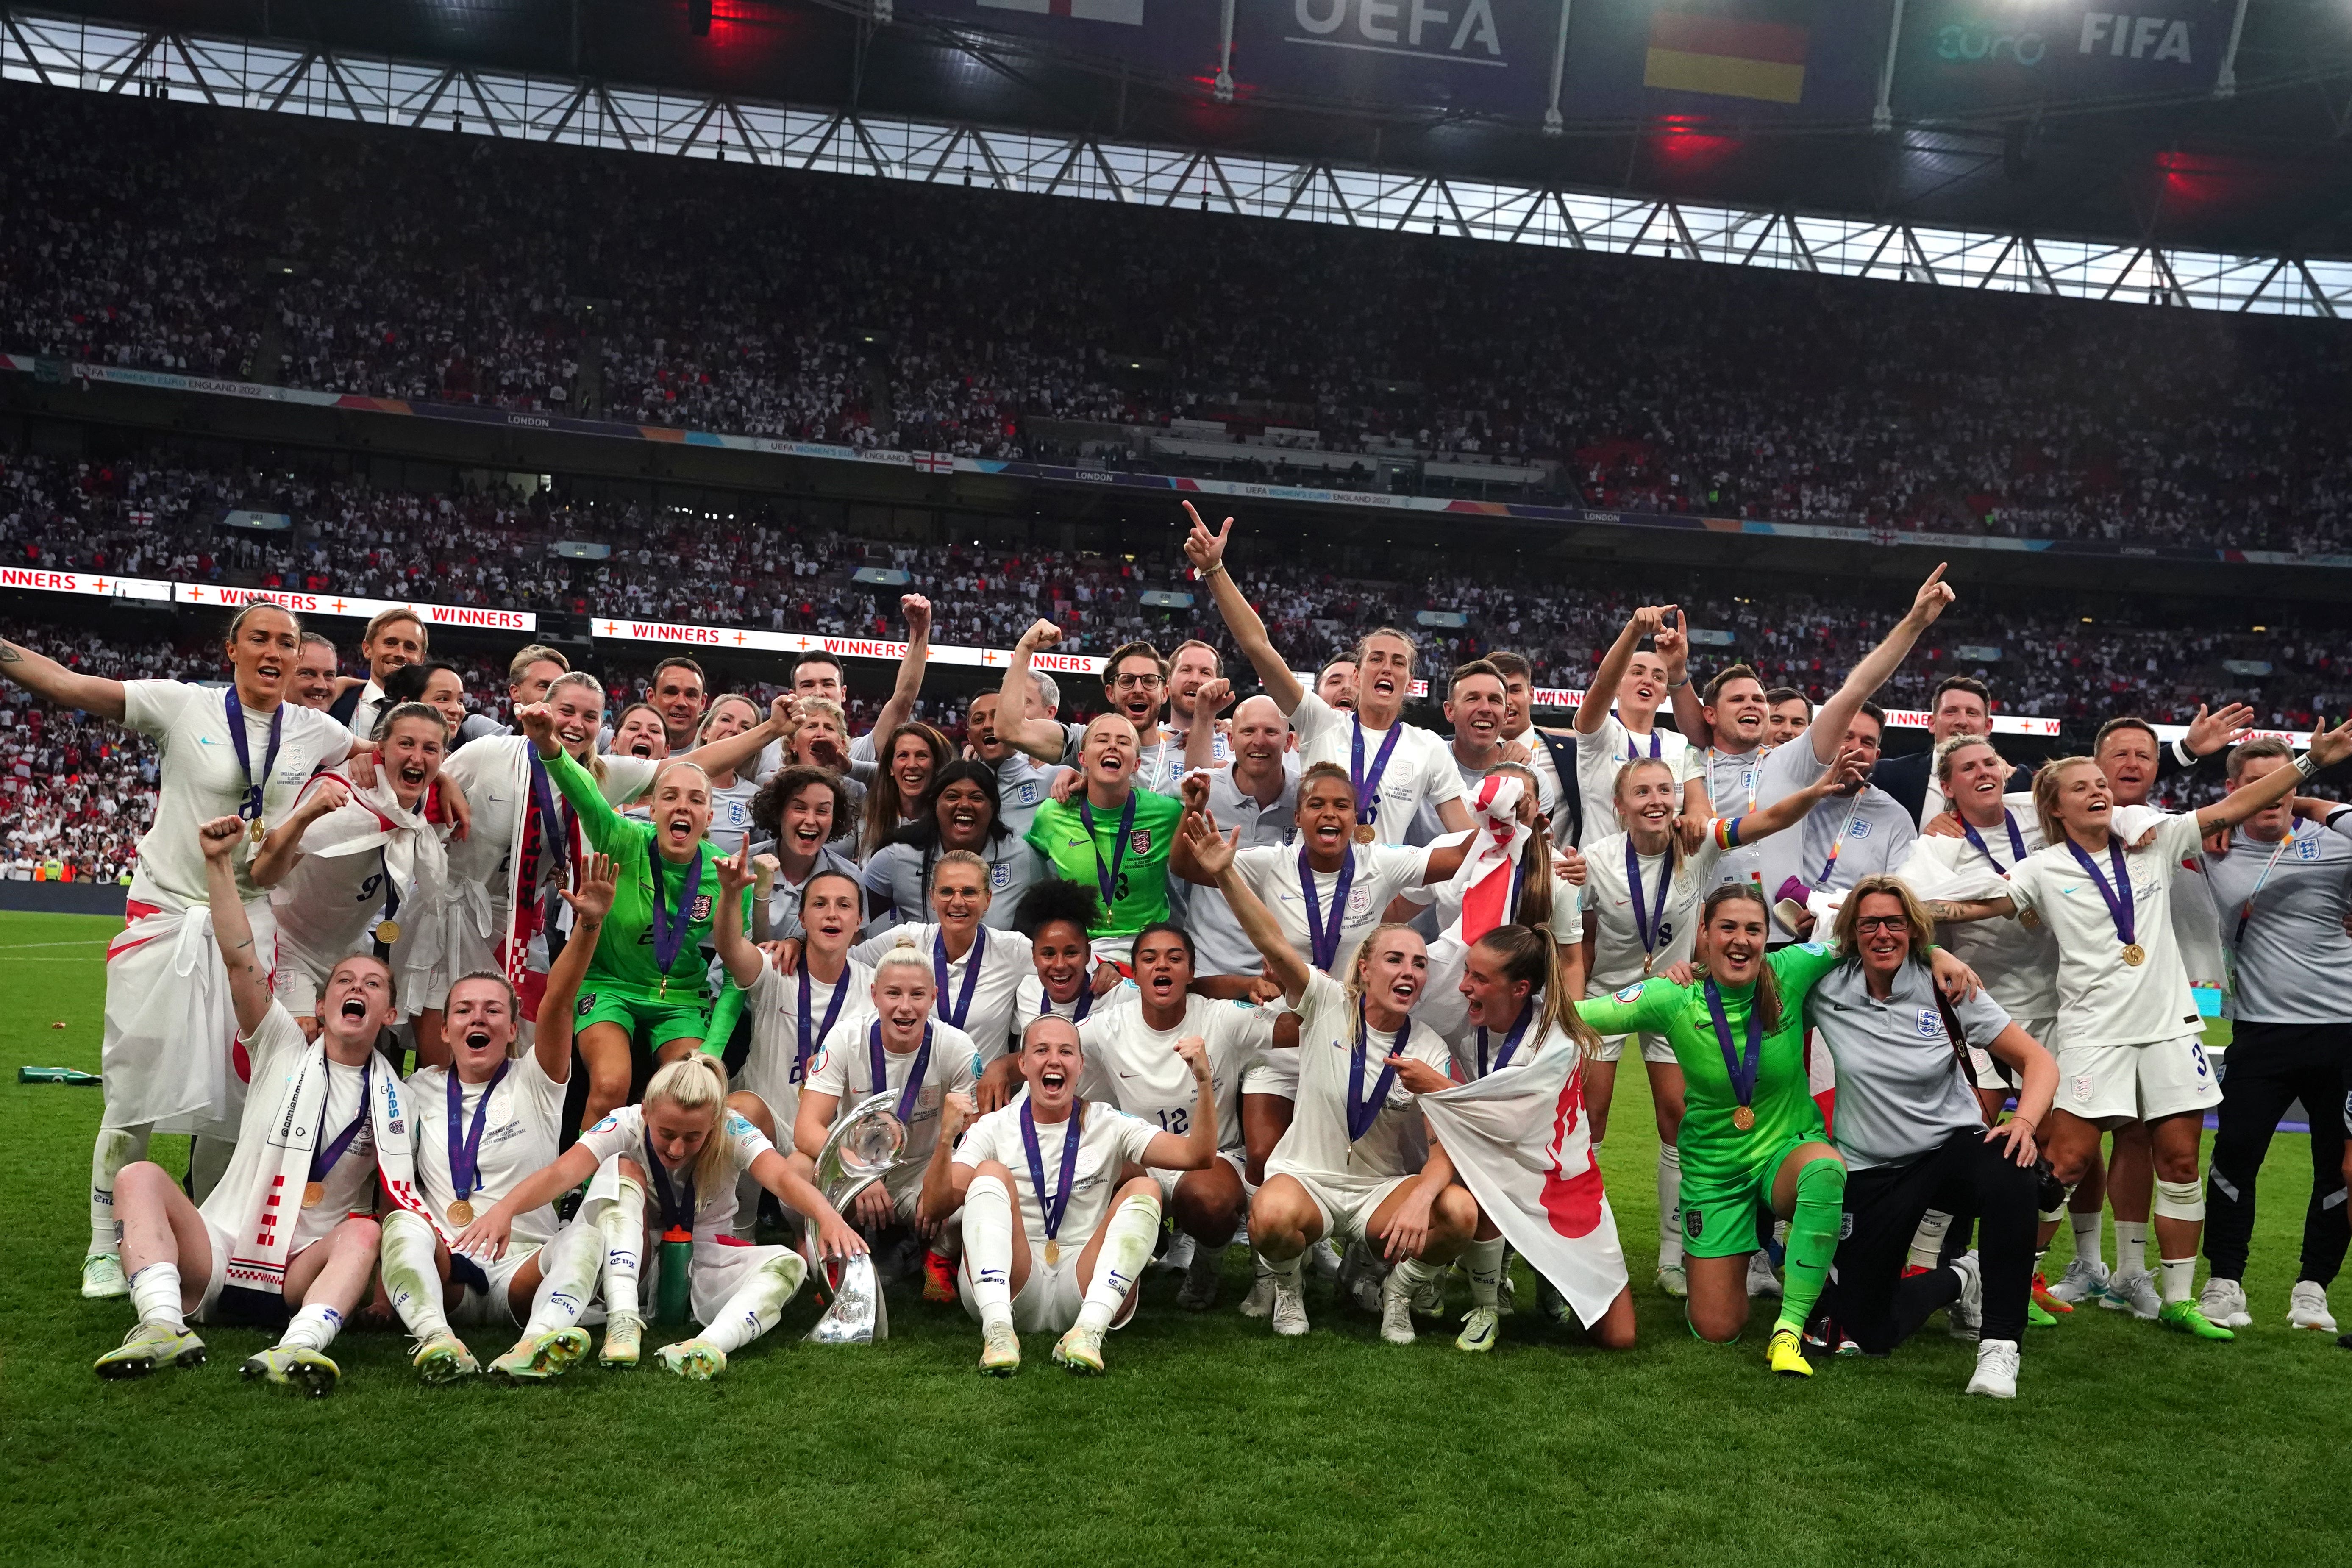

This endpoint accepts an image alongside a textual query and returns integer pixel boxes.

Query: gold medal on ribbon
[1043,1240,1061,1266]
[1731,1106,1757,1132]
[447,1199,474,1227]
[248,817,267,845]
[1352,823,1376,845]
[374,918,403,945]
[2121,942,2146,967]
[301,1180,325,1209]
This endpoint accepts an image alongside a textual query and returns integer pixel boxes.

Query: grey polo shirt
[1750,743,1918,942]
[861,834,1036,931]
[1184,760,1303,977]
[2205,821,2352,1025]
[1807,955,2010,1171]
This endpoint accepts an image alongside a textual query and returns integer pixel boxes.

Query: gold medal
[447,1199,474,1227]
[248,817,267,845]
[1043,1240,1061,1266]
[301,1180,325,1208]
[2121,942,2146,967]
[1352,823,1376,845]
[2019,909,2041,930]
[1731,1105,1756,1132]
[374,918,403,945]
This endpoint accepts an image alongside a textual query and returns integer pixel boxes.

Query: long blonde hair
[1341,923,1424,1036]
[643,1054,734,1198]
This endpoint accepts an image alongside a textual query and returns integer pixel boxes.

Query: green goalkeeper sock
[1775,1155,1847,1336]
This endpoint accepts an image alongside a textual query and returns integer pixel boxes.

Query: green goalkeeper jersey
[544,745,745,998]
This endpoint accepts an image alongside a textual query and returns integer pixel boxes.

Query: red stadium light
[1650,115,1740,172]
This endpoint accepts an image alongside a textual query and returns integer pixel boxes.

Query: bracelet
[1669,674,1692,690]
[2295,752,2321,779]
[1198,561,1227,581]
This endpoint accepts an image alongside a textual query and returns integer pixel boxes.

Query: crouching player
[457,1055,868,1381]
[373,854,619,1382]
[920,1016,1218,1376]
[96,817,402,1396]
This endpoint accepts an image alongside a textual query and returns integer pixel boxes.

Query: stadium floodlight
[852,567,913,587]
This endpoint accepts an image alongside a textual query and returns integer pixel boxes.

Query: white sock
[2069,1209,2104,1269]
[127,1261,185,1333]
[2159,1256,2198,1306]
[1266,1248,1304,1288]
[700,1253,806,1354]
[961,1173,1015,1324]
[521,1219,602,1337]
[1908,1209,1954,1271]
[2113,1220,2148,1279]
[1394,1255,1443,1298]
[379,1210,450,1340]
[1462,1236,1506,1308]
[89,1124,151,1256]
[279,1301,343,1354]
[1076,1193,1162,1333]
[1656,1144,1684,1268]
[599,1176,645,1319]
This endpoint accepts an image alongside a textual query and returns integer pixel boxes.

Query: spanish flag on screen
[1643,9,1808,105]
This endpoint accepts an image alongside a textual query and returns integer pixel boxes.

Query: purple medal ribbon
[648,846,705,976]
[1625,726,1662,762]
[1961,809,2028,876]
[1078,792,1138,908]
[933,926,987,1031]
[1476,1010,1532,1078]
[1043,981,1093,1023]
[1349,715,1403,833]
[1344,999,1410,1142]
[2066,837,2137,949]
[1625,838,1674,963]
[794,963,849,1086]
[868,1018,934,1124]
[1019,1098,1085,1248]
[1704,979,1763,1118]
[641,1125,697,1230]
[525,746,571,881]
[446,1061,509,1204]
[223,687,285,824]
[309,1057,373,1187]
[1298,841,1357,971]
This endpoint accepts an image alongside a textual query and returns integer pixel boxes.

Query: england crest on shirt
[1130,828,1152,854]
[991,862,1015,890]
[690,894,714,922]
[1916,1008,1944,1040]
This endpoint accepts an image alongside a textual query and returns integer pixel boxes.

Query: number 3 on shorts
[2190,1042,2210,1079]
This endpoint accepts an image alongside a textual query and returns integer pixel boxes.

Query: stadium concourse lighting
[1,8,2347,320]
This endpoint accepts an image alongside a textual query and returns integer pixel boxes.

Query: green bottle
[656,1227,695,1323]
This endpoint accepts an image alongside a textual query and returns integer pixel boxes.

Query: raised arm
[681,692,798,785]
[534,851,615,1081]
[996,620,1080,765]
[1730,748,1866,841]
[1185,678,1232,773]
[868,595,933,742]
[1812,565,1955,765]
[249,777,348,888]
[1137,1035,1219,1171]
[0,635,127,720]
[1577,605,1667,738]
[200,816,274,1036]
[710,845,766,989]
[517,703,626,845]
[1182,503,1304,716]
[1185,807,1310,1005]
[2196,720,2352,835]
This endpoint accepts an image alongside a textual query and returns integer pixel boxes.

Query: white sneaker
[1747,1250,1783,1299]
[2288,1280,2337,1332]
[1965,1337,2020,1399]
[1052,1320,1107,1374]
[2199,1276,2252,1329]
[1378,1268,1417,1345]
[1176,1241,1223,1311]
[2099,1269,2163,1320]
[1271,1278,1310,1337]
[1947,1251,1983,1341]
[1306,1237,1342,1281]
[978,1315,1021,1376]
[1455,1305,1501,1353]
[2048,1254,2108,1305]
[1655,1262,1689,1299]
[1408,1266,1446,1318]
[1155,1232,1194,1276]
[81,1252,129,1299]
[1238,1263,1276,1319]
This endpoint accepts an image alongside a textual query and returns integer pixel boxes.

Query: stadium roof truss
[4,6,2350,320]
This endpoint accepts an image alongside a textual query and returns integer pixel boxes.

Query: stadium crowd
[6,89,2352,553]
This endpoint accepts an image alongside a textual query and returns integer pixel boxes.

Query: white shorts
[1088,935,1134,967]
[954,1237,1140,1334]
[1590,1031,1676,1067]
[1149,1149,1247,1206]
[1242,1050,1300,1100]
[1275,1168,1414,1251]
[2057,1032,2223,1126]
[190,1215,322,1328]
[1969,1015,2055,1093]
[450,1229,566,1326]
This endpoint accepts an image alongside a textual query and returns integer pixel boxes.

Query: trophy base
[806,1252,889,1344]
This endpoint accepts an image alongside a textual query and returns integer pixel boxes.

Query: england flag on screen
[980,0,1145,22]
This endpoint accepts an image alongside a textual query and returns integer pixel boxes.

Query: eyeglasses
[1109,673,1163,689]
[1854,916,1910,934]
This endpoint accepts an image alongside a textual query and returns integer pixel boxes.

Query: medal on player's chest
[447,1198,475,1226]
[1705,979,1763,1136]
[2120,942,2145,967]
[2019,909,2040,930]
[1353,823,1376,845]
[1021,1099,1082,1271]
[300,1179,325,1208]
[2070,840,2145,976]
[447,1062,509,1234]
[1731,1106,1756,1132]
[248,816,267,845]
[374,918,403,945]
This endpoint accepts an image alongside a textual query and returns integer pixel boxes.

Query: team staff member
[1765,690,1811,746]
[2196,740,2352,1334]
[646,657,710,754]
[1,608,359,1298]
[1182,505,1473,845]
[1805,878,2056,1400]
[1026,710,1187,957]
[994,627,1187,796]
[1870,676,2030,826]
[1489,650,1581,842]
[455,644,570,745]
[865,760,1034,929]
[1931,719,2352,1340]
[1173,689,1301,979]
[963,688,1061,843]
[330,607,427,738]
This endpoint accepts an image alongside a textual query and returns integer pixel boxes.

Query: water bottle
[656,1226,694,1323]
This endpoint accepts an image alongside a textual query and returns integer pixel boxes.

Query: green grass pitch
[1,910,2342,1568]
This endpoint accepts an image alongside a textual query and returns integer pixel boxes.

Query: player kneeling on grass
[459,1054,867,1381]
[919,1015,1219,1376]
[97,817,403,1396]
[373,855,617,1383]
